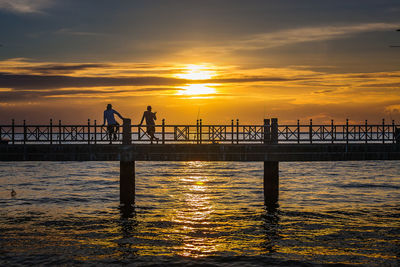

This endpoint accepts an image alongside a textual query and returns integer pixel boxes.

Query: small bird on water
[11,189,16,197]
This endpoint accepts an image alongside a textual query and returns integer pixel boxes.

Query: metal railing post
[94,120,97,144]
[50,119,53,144]
[331,120,334,144]
[12,119,15,144]
[88,119,91,144]
[392,120,395,143]
[309,119,313,144]
[200,119,202,144]
[23,120,26,144]
[162,119,165,144]
[59,120,62,144]
[297,119,300,144]
[231,119,234,144]
[365,120,368,144]
[236,119,239,144]
[382,118,385,144]
[346,119,349,144]
[195,120,198,143]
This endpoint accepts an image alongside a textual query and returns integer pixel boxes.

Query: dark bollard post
[162,119,165,144]
[264,118,279,207]
[120,118,135,206]
[271,118,278,143]
[122,118,132,144]
[263,119,270,144]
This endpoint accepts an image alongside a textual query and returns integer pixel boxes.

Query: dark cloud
[0,89,122,101]
[360,83,400,88]
[0,73,190,90]
[17,63,110,74]
[206,76,305,83]
[0,73,304,90]
[0,87,177,102]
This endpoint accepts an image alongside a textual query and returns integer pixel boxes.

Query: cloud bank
[0,0,52,14]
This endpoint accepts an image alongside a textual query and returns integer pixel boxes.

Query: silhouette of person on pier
[103,104,124,143]
[139,106,159,143]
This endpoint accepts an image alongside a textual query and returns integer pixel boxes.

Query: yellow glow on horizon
[178,84,217,96]
[176,64,216,80]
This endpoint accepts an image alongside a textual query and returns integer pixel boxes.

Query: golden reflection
[171,162,218,257]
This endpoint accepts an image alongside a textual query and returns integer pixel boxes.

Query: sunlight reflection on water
[0,161,399,266]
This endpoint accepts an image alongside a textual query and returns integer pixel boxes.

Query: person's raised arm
[139,112,145,125]
[153,112,157,121]
[114,110,124,120]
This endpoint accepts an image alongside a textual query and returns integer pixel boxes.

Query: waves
[0,161,399,265]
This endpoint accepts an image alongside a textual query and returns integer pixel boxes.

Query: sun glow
[178,84,216,96]
[176,64,216,80]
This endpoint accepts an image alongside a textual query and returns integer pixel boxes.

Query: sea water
[0,161,399,266]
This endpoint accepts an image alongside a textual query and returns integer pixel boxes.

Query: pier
[1,118,399,207]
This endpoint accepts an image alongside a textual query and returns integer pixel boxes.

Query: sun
[174,64,218,96]
[175,64,216,80]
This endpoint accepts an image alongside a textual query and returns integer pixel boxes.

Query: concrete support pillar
[120,160,135,205]
[264,161,279,206]
[120,118,135,206]
[264,118,279,207]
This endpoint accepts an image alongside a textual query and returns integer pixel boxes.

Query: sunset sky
[0,0,399,124]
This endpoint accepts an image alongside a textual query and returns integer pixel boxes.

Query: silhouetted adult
[139,105,159,143]
[103,104,124,143]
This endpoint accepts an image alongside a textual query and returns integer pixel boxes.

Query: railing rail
[1,118,399,144]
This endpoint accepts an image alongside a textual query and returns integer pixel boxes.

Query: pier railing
[1,118,399,144]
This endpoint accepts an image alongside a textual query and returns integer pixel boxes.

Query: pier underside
[1,144,400,162]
